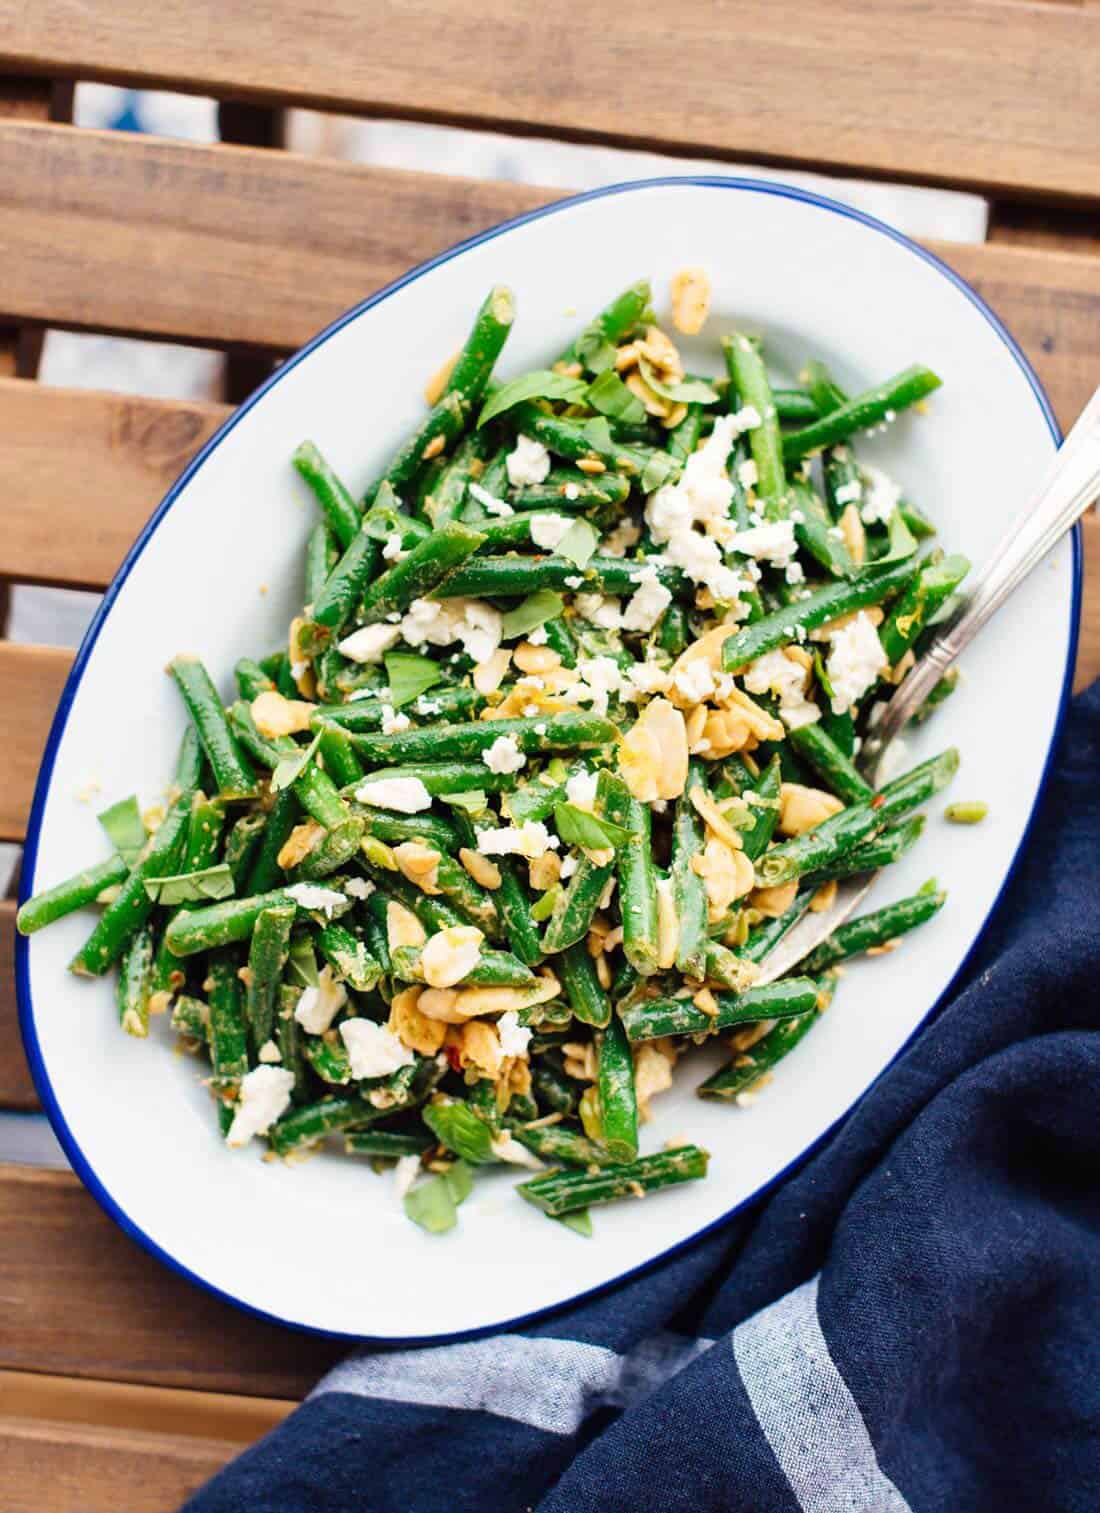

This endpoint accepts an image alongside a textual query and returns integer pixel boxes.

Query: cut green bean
[117,923,155,1038]
[298,524,381,653]
[510,1122,612,1167]
[234,657,276,701]
[205,949,249,1095]
[17,853,129,936]
[168,656,257,800]
[698,1004,821,1100]
[597,1013,638,1162]
[787,723,872,805]
[345,1130,433,1159]
[390,942,532,987]
[806,815,925,883]
[317,922,382,991]
[268,1093,379,1156]
[945,801,987,825]
[357,521,485,627]
[673,761,709,978]
[723,333,785,509]
[436,552,683,601]
[782,365,942,462]
[165,885,352,957]
[603,776,658,976]
[619,977,818,1042]
[542,852,615,955]
[293,441,362,551]
[557,942,612,1028]
[345,711,616,767]
[518,1146,708,1216]
[879,553,970,667]
[245,905,296,1051]
[802,888,946,972]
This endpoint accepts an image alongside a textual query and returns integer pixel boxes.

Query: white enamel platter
[18,178,1078,1341]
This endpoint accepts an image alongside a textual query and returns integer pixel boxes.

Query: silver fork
[757,383,1100,985]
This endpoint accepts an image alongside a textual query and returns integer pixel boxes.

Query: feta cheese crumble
[672,657,716,705]
[354,776,433,813]
[825,611,888,713]
[737,458,759,489]
[225,1066,295,1147]
[380,705,411,735]
[339,1019,415,1080]
[294,964,348,1033]
[505,434,551,487]
[343,876,374,900]
[400,596,502,665]
[743,647,820,730]
[859,465,901,525]
[482,734,526,775]
[476,821,557,859]
[257,1039,282,1064]
[337,622,401,664]
[497,1009,533,1060]
[575,593,622,629]
[620,564,672,632]
[467,481,513,517]
[834,479,862,506]
[564,769,599,810]
[529,513,573,551]
[284,883,346,916]
[725,519,797,566]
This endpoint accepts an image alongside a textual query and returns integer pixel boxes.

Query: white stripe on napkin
[733,1275,911,1513]
[312,1329,712,1436]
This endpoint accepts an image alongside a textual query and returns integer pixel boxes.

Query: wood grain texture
[0,378,228,588]
[0,902,34,1109]
[0,1164,343,1394]
[1,1,1098,199]
[0,1417,234,1512]
[0,644,71,842]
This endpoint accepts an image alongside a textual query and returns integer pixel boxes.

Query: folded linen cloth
[185,681,1100,1513]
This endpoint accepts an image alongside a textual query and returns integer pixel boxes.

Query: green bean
[268,1093,379,1156]
[422,1097,495,1164]
[619,977,818,1042]
[878,553,970,667]
[357,521,485,627]
[603,776,658,976]
[356,760,521,798]
[774,388,822,424]
[823,446,863,522]
[167,656,258,800]
[698,1004,821,1100]
[510,1122,612,1167]
[673,761,709,978]
[293,441,362,551]
[787,723,872,804]
[149,793,228,1005]
[69,783,193,977]
[345,711,616,766]
[665,403,704,465]
[364,871,470,937]
[224,811,267,888]
[876,748,959,824]
[806,815,925,883]
[165,885,351,957]
[245,905,296,1051]
[175,725,205,792]
[753,802,884,889]
[721,558,915,671]
[723,333,785,509]
[367,392,468,504]
[304,521,336,607]
[345,1130,433,1159]
[788,480,855,579]
[490,859,543,968]
[912,669,960,725]
[316,686,486,732]
[736,756,783,863]
[444,284,515,408]
[302,1029,352,1085]
[899,500,937,540]
[423,429,496,526]
[518,1146,709,1216]
[245,789,301,894]
[783,365,942,462]
[350,805,458,853]
[801,360,846,415]
[531,1060,579,1116]
[436,553,683,601]
[739,891,814,963]
[234,657,276,701]
[513,405,678,488]
[117,923,155,1037]
[597,1013,638,1163]
[542,851,615,955]
[171,994,209,1042]
[361,895,391,975]
[557,942,612,1027]
[315,725,363,790]
[512,470,631,512]
[704,939,764,991]
[390,941,531,988]
[298,525,381,654]
[802,887,946,972]
[560,279,651,370]
[542,615,579,669]
[317,922,383,991]
[362,498,431,550]
[420,851,499,937]
[464,1077,503,1134]
[17,853,129,936]
[276,985,309,1100]
[260,650,298,700]
[205,949,249,1095]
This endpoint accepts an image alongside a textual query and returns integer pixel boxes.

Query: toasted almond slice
[688,784,744,851]
[423,348,459,406]
[388,985,447,1055]
[421,924,484,989]
[472,647,512,695]
[513,641,562,675]
[460,848,502,890]
[724,687,786,741]
[669,269,711,336]
[251,689,316,739]
[620,697,688,802]
[810,879,839,913]
[750,880,800,918]
[386,900,426,951]
[393,841,442,894]
[277,820,325,870]
[655,875,679,970]
[778,783,845,837]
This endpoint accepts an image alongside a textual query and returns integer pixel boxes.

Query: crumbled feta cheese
[354,776,433,813]
[415,697,442,716]
[626,659,674,698]
[601,518,642,558]
[730,404,762,434]
[644,415,751,602]
[564,574,585,590]
[497,1009,533,1060]
[565,769,599,810]
[225,1066,295,1147]
[621,564,672,632]
[468,481,513,517]
[743,647,820,730]
[737,458,758,489]
[382,533,406,562]
[284,883,346,916]
[380,704,411,735]
[257,1039,282,1064]
[400,596,502,665]
[598,874,617,910]
[506,434,551,487]
[825,611,888,713]
[564,482,580,501]
[859,465,901,525]
[337,622,401,664]
[834,479,862,506]
[344,876,374,900]
[725,519,797,566]
[527,624,549,646]
[534,722,547,735]
[575,593,622,629]
[559,854,578,879]
[294,964,348,1033]
[529,513,573,551]
[576,654,623,716]
[340,1018,415,1080]
[784,561,805,585]
[673,658,716,704]
[476,821,556,859]
[482,734,526,775]
[394,1154,422,1200]
[490,1132,544,1169]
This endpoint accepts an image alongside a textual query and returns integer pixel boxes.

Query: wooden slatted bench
[0,5,1098,1504]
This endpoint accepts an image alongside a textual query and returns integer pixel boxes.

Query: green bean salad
[20,272,966,1237]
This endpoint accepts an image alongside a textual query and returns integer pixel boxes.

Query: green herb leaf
[97,795,146,865]
[143,863,236,906]
[478,371,588,428]
[637,356,719,405]
[530,885,561,923]
[556,520,598,570]
[500,589,565,640]
[286,934,319,988]
[422,1098,495,1164]
[553,803,635,850]
[557,1208,593,1237]
[575,331,616,375]
[271,729,322,792]
[867,508,917,569]
[404,1175,458,1234]
[579,416,615,454]
[384,651,443,710]
[443,1159,474,1205]
[586,369,646,424]
[639,450,680,494]
[439,790,489,814]
[505,778,566,825]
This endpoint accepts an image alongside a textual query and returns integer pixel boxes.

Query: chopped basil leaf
[553,803,634,850]
[271,729,322,792]
[443,1159,474,1205]
[579,415,616,454]
[478,371,588,428]
[586,369,646,425]
[286,933,319,988]
[637,356,719,405]
[143,863,235,906]
[384,651,443,710]
[639,450,679,493]
[404,1175,458,1234]
[529,885,560,922]
[556,520,598,570]
[505,777,566,825]
[97,795,146,865]
[439,790,489,814]
[500,589,565,640]
[575,330,617,375]
[868,508,918,568]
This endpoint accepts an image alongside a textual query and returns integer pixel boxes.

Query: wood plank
[0,1164,343,1395]
[0,1416,235,1512]
[0,1,1098,201]
[0,902,35,1109]
[0,378,228,589]
[0,644,72,843]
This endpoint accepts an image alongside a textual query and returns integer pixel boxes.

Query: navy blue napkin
[185,681,1100,1513]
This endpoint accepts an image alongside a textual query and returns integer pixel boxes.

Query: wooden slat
[0,1417,234,1512]
[0,1164,343,1394]
[1,1,1099,201]
[0,902,34,1109]
[0,379,228,589]
[0,644,72,843]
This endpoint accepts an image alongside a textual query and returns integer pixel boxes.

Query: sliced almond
[472,647,512,695]
[388,985,447,1056]
[838,503,866,566]
[625,368,672,419]
[277,820,325,870]
[460,848,502,890]
[778,783,844,837]
[669,269,711,336]
[287,617,316,698]
[386,900,426,951]
[750,880,799,918]
[688,784,744,852]
[619,697,688,802]
[393,841,442,894]
[454,1020,504,1078]
[692,837,755,917]
[419,971,560,1023]
[655,875,679,970]
[421,924,484,989]
[423,348,459,406]
[513,641,562,675]
[251,689,316,739]
[810,879,839,913]
[700,707,753,760]
[633,1041,675,1117]
[527,850,561,892]
[723,687,786,742]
